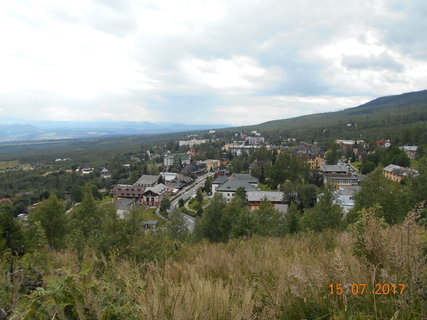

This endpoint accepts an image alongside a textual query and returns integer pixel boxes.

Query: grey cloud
[342,53,404,72]
[380,1,427,60]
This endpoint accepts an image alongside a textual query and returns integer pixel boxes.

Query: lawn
[188,198,208,211]
[142,208,166,227]
[258,183,275,191]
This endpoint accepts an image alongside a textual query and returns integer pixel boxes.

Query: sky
[0,0,426,126]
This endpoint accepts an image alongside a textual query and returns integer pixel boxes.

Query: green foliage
[159,197,171,214]
[0,202,25,255]
[30,194,66,250]
[352,169,412,225]
[301,189,343,232]
[167,209,189,241]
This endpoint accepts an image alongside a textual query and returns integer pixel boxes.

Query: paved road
[168,172,214,231]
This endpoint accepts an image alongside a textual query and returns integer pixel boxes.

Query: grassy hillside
[3,211,425,319]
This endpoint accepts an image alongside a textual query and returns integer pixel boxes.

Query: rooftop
[216,178,258,192]
[247,191,284,202]
[134,175,159,186]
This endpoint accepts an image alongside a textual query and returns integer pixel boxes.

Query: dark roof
[320,165,349,173]
[212,175,228,185]
[134,175,159,186]
[216,178,258,192]
[232,174,259,183]
[144,183,167,195]
[143,220,159,225]
[114,198,134,211]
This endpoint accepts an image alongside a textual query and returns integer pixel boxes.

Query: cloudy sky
[0,0,426,125]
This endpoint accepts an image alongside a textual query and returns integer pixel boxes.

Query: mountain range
[0,121,230,142]
[1,89,426,143]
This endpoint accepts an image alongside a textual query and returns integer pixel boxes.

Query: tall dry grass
[7,212,427,319]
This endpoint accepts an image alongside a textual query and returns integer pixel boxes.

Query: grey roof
[134,175,159,186]
[114,198,133,211]
[325,174,359,180]
[247,191,284,202]
[233,174,259,183]
[143,220,159,225]
[144,183,167,195]
[212,175,228,185]
[216,178,258,192]
[382,164,418,177]
[320,165,349,173]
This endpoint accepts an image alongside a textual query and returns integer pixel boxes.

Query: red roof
[0,198,12,204]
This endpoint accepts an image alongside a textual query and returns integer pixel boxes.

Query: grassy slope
[6,213,426,319]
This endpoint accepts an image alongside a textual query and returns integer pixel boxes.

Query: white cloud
[180,56,279,93]
[0,0,425,125]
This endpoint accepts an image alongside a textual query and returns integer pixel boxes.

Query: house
[246,191,285,211]
[181,163,207,176]
[164,154,174,167]
[143,220,159,231]
[324,174,360,188]
[175,153,191,166]
[320,164,350,175]
[160,172,178,182]
[112,184,146,199]
[76,165,94,174]
[198,159,220,172]
[134,175,159,188]
[293,144,325,171]
[140,183,168,206]
[246,136,265,145]
[212,175,229,194]
[382,164,417,183]
[179,138,207,147]
[101,167,111,179]
[376,139,391,148]
[0,198,12,204]
[399,146,418,160]
[114,198,134,218]
[334,186,360,214]
[215,174,259,202]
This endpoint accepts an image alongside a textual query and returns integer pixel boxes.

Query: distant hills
[235,89,427,141]
[1,89,426,143]
[0,121,230,142]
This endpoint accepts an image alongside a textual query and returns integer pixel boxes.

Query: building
[376,139,391,148]
[76,165,94,175]
[114,198,134,218]
[246,191,285,211]
[134,175,159,188]
[324,174,360,188]
[140,184,168,206]
[199,159,220,172]
[164,154,174,167]
[215,174,259,202]
[293,144,325,171]
[334,186,360,214]
[112,185,146,199]
[101,167,111,179]
[179,138,207,147]
[399,146,418,160]
[382,164,417,183]
[246,136,265,145]
[212,175,230,194]
[320,164,349,175]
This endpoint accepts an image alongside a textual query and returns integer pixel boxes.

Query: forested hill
[236,89,427,143]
